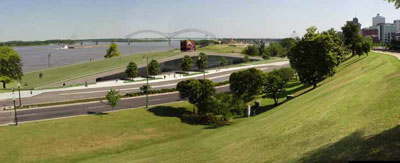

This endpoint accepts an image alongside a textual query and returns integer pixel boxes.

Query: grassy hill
[0,52,398,162]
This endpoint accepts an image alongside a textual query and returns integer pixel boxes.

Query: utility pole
[48,53,51,69]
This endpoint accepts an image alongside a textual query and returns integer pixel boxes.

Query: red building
[362,28,379,43]
[180,40,196,52]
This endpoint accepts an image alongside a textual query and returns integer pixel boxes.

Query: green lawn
[198,44,246,54]
[1,50,180,90]
[0,52,399,162]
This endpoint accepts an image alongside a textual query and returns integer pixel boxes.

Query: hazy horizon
[0,0,399,42]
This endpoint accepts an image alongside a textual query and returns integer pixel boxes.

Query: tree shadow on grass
[299,126,400,162]
[147,106,199,125]
[87,111,109,116]
[341,56,366,69]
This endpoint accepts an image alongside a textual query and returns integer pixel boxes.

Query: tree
[387,0,400,8]
[269,67,296,83]
[105,89,120,109]
[265,42,284,58]
[180,55,192,74]
[241,44,260,56]
[125,61,138,80]
[196,52,208,72]
[323,28,347,65]
[263,74,284,106]
[243,55,250,63]
[104,43,121,58]
[0,47,23,89]
[341,21,361,56]
[140,85,151,94]
[148,59,160,77]
[288,27,337,88]
[201,93,245,120]
[220,57,227,67]
[362,37,373,56]
[279,38,296,57]
[176,79,215,114]
[229,68,265,101]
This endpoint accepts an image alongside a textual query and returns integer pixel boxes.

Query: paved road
[0,62,289,107]
[0,86,230,125]
[0,62,289,124]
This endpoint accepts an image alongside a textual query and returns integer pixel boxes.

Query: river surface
[13,41,180,73]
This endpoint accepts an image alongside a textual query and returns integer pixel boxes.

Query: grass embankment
[1,51,180,91]
[0,52,399,162]
[198,44,246,54]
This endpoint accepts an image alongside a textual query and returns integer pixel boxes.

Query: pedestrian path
[0,61,288,100]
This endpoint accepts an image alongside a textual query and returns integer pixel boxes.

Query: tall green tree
[177,79,215,114]
[387,0,400,8]
[279,38,296,57]
[341,21,361,56]
[265,42,284,57]
[196,52,208,72]
[362,37,373,56]
[148,59,160,77]
[105,89,120,109]
[241,44,260,56]
[288,27,337,88]
[0,47,23,89]
[243,55,250,63]
[229,68,265,101]
[125,61,138,80]
[220,57,227,67]
[104,43,121,58]
[180,55,192,74]
[263,74,284,106]
[323,28,347,65]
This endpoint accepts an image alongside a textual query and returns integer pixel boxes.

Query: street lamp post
[17,83,21,107]
[48,53,51,69]
[143,56,149,108]
[13,97,18,126]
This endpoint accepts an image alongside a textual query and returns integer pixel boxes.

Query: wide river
[13,41,180,73]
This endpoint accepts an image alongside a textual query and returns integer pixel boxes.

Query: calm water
[13,41,180,73]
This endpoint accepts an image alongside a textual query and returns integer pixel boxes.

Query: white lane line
[88,106,105,109]
[18,113,39,117]
[149,99,161,102]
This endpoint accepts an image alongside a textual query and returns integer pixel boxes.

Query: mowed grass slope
[3,51,180,90]
[0,52,398,162]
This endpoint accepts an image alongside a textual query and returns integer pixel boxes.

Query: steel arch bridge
[126,29,217,40]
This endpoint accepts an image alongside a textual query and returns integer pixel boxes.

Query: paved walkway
[373,51,400,60]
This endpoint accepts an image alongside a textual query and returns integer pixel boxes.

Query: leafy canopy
[0,47,23,88]
[125,61,138,79]
[148,59,160,76]
[196,52,208,71]
[180,55,192,72]
[106,89,120,109]
[229,68,265,101]
[104,43,121,58]
[288,27,338,88]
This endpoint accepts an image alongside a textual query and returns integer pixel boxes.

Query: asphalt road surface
[0,62,289,124]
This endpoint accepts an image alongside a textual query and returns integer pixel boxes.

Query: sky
[0,0,399,41]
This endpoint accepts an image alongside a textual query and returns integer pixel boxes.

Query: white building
[373,14,385,27]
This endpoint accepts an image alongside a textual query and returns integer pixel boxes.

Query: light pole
[17,83,21,107]
[48,53,51,69]
[198,56,206,80]
[13,97,18,126]
[143,56,149,108]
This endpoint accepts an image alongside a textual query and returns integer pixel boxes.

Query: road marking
[18,113,39,117]
[88,106,105,109]
[149,99,161,102]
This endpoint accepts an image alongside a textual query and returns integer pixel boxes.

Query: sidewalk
[373,51,400,60]
[0,61,288,100]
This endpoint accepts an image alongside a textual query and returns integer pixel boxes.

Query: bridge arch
[126,29,216,40]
